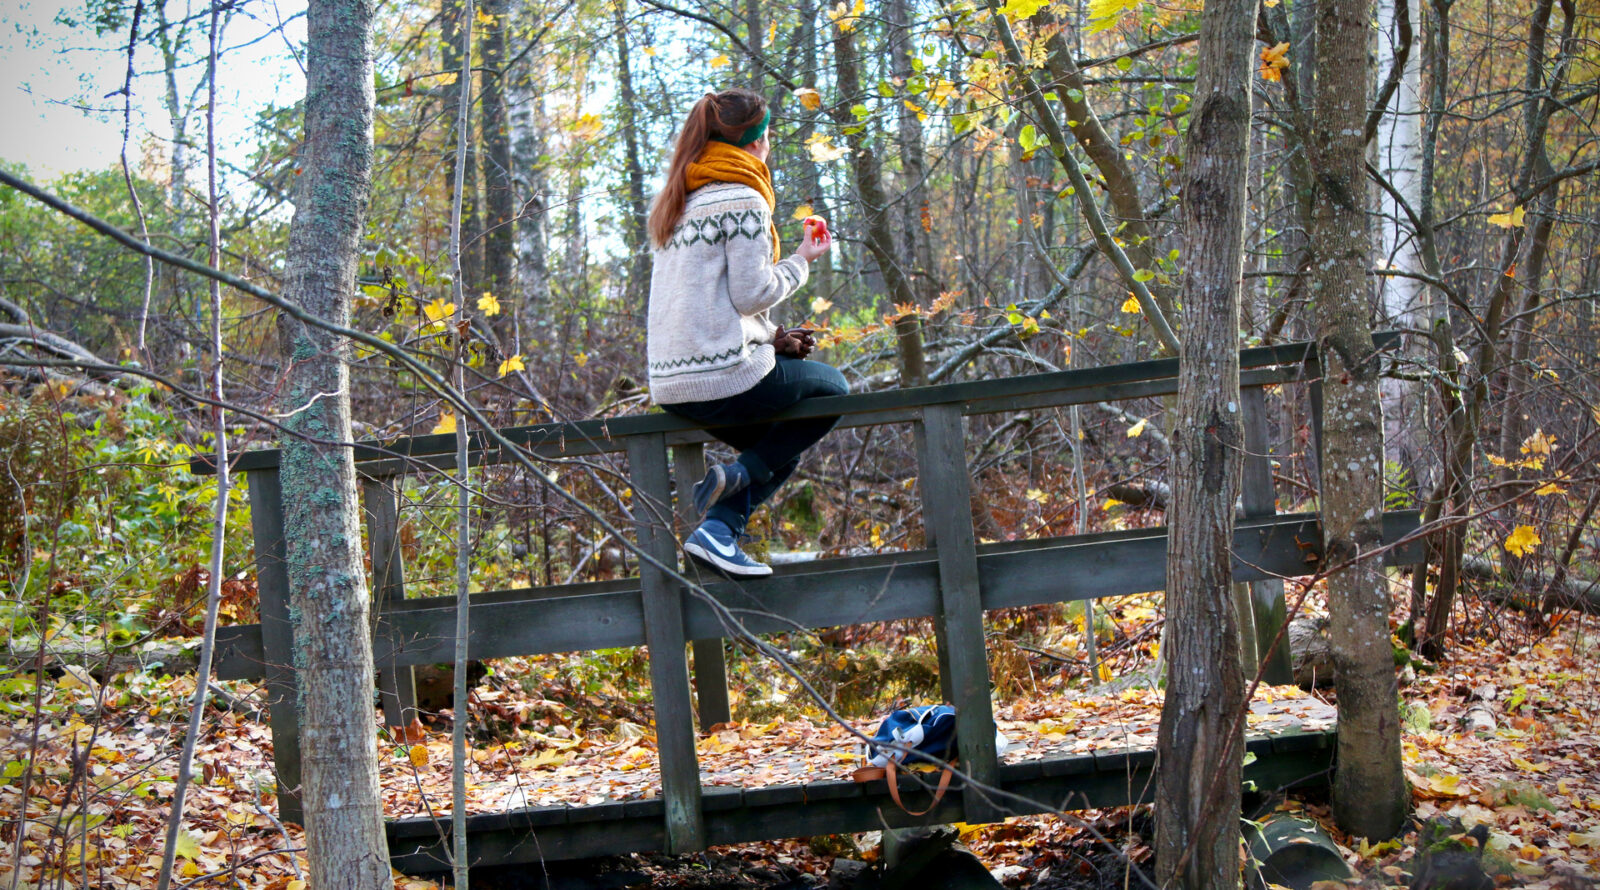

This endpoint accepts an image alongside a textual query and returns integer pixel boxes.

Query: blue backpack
[862,704,958,768]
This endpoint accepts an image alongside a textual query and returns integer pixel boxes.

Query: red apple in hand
[803,215,829,244]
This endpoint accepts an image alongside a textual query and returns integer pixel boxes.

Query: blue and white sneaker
[692,461,751,517]
[684,519,772,577]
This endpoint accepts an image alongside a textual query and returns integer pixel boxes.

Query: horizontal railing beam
[193,334,1397,475]
[211,511,1422,681]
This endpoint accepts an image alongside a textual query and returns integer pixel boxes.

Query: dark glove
[774,325,816,359]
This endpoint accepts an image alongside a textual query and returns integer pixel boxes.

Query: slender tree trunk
[831,22,927,386]
[614,0,651,317]
[1310,0,1409,840]
[888,0,938,308]
[796,0,833,302]
[508,12,550,324]
[1038,12,1177,324]
[1154,0,1255,883]
[276,0,390,882]
[481,0,516,346]
[442,0,483,293]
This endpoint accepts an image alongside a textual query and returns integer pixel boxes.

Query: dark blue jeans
[662,356,849,535]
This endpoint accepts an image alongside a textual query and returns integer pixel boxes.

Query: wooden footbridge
[196,334,1419,871]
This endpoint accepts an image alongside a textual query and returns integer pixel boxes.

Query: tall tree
[832,15,927,386]
[442,0,483,293]
[275,0,390,882]
[1154,0,1256,884]
[614,0,651,314]
[481,0,517,344]
[1310,0,1410,839]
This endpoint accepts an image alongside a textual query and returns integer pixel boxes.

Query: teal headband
[712,108,770,147]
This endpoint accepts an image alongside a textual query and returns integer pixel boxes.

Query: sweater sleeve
[723,204,810,317]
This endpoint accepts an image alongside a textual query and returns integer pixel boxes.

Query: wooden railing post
[362,475,416,728]
[914,405,1001,823]
[246,469,303,825]
[1240,387,1296,685]
[627,434,705,853]
[671,443,731,730]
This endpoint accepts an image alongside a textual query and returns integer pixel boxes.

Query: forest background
[1,0,1598,885]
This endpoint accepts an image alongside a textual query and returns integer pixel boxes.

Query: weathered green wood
[245,469,303,825]
[215,510,1425,681]
[626,434,705,853]
[672,443,731,730]
[1241,386,1297,684]
[915,405,1001,823]
[362,476,416,728]
[383,743,1338,871]
[196,335,1398,475]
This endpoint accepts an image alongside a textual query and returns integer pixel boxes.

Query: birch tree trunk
[1374,0,1427,473]
[509,15,551,322]
[1311,0,1410,840]
[1154,0,1255,882]
[276,0,390,882]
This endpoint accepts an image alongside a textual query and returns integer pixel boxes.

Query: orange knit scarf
[685,141,781,262]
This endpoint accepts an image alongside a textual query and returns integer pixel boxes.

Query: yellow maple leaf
[1504,525,1540,557]
[1487,205,1526,228]
[999,0,1049,21]
[1533,481,1566,496]
[1097,662,1113,683]
[475,8,497,26]
[408,744,429,768]
[1102,498,1123,511]
[498,354,525,377]
[1086,0,1139,32]
[792,203,815,221]
[477,292,501,316]
[423,297,455,322]
[1126,417,1148,438]
[709,53,730,68]
[1025,488,1049,503]
[642,46,657,56]
[1121,294,1142,313]
[794,87,823,111]
[1427,773,1466,797]
[573,352,589,368]
[431,413,457,436]
[811,296,834,314]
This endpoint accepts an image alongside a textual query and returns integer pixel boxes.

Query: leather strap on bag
[883,757,954,817]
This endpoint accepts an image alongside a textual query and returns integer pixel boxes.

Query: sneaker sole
[683,539,773,577]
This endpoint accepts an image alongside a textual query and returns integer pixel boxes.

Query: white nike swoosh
[703,534,739,558]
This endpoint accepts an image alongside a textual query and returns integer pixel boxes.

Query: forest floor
[2,598,1598,890]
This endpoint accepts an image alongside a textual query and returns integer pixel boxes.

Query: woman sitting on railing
[645,87,844,578]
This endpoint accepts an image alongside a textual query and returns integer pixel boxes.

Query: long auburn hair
[648,88,769,248]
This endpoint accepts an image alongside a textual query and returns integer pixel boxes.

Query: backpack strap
[883,757,954,817]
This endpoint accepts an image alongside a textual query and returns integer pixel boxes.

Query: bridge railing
[194,333,1415,849]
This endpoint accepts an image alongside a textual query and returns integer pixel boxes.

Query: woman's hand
[797,216,832,263]
[773,325,816,359]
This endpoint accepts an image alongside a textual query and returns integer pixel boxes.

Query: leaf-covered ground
[3,617,1598,889]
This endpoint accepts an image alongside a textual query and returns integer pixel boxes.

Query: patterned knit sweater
[647,183,810,405]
